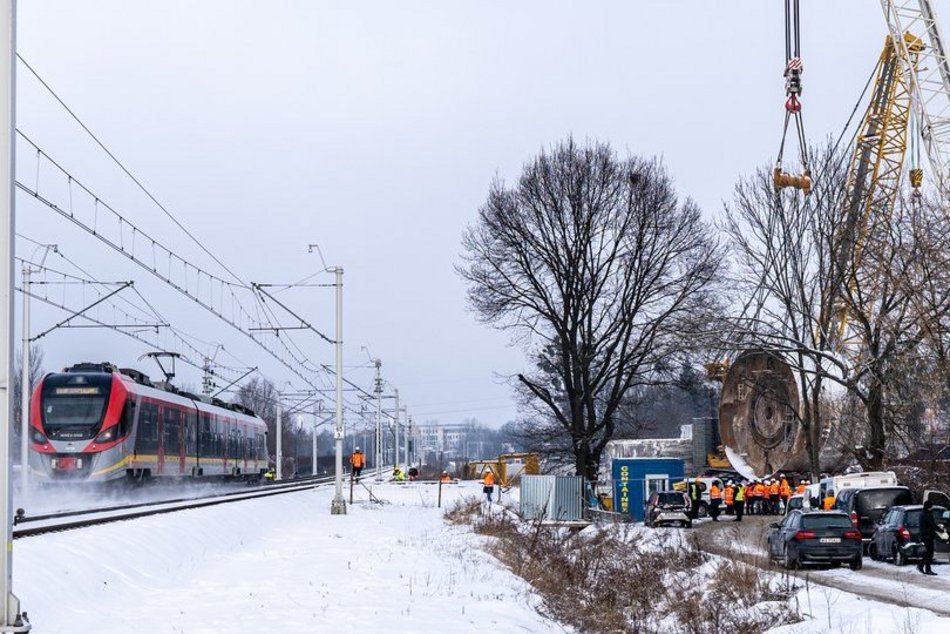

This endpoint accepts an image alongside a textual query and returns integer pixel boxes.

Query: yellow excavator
[466,452,540,486]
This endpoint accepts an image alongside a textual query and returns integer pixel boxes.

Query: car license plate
[820,537,840,543]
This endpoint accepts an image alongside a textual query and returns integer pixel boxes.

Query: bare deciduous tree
[234,376,297,465]
[13,344,44,459]
[721,146,848,475]
[459,137,722,479]
[724,143,950,471]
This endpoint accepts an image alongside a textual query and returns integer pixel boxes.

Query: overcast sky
[12,2,900,429]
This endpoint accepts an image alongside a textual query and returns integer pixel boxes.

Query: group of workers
[349,446,454,484]
[688,474,811,522]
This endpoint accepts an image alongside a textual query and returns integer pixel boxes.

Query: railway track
[13,474,337,538]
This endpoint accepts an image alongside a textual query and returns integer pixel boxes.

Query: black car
[767,510,863,570]
[644,491,692,528]
[834,486,913,544]
[869,503,950,565]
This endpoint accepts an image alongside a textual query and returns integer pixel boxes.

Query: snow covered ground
[11,479,950,633]
[13,481,570,634]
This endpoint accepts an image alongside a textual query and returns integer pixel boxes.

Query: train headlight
[94,428,115,444]
[31,430,47,444]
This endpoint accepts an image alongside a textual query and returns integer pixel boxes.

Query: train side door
[156,405,165,475]
[243,426,249,472]
[222,418,229,474]
[178,409,186,474]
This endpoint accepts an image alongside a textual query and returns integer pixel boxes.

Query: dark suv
[767,510,863,570]
[869,504,950,565]
[645,491,691,528]
[835,486,913,544]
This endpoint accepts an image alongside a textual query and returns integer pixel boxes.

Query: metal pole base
[0,594,29,632]
[330,497,347,515]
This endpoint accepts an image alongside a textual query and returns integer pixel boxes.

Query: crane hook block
[909,168,924,189]
[785,95,802,113]
[784,57,803,96]
[773,167,812,194]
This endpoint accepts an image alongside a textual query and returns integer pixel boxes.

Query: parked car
[672,477,723,518]
[785,493,806,514]
[767,510,863,570]
[834,486,914,545]
[868,493,950,565]
[644,490,692,528]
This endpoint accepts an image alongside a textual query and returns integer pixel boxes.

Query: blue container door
[613,461,634,518]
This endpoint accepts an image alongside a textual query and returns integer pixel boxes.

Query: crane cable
[774,0,812,194]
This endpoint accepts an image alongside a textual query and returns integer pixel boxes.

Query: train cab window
[40,374,112,440]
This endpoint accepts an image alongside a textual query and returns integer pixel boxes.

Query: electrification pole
[17,244,52,503]
[374,359,382,481]
[0,0,28,628]
[312,401,320,476]
[404,414,410,468]
[17,264,26,497]
[330,266,346,514]
[275,391,282,481]
[393,388,399,469]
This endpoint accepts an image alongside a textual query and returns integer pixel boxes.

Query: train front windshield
[41,374,112,440]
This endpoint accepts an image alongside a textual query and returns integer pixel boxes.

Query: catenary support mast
[0,0,28,629]
[330,266,346,514]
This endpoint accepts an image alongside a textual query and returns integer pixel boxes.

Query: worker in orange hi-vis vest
[823,489,837,511]
[350,447,365,480]
[779,475,792,502]
[795,480,807,496]
[709,482,722,522]
[745,480,762,515]
[769,479,780,515]
[483,469,496,503]
[724,482,735,516]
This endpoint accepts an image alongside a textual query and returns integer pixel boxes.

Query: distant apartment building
[413,421,501,463]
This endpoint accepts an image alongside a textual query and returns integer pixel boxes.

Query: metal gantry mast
[881,0,950,196]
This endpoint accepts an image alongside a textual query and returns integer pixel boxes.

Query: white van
[816,471,898,507]
[824,471,897,492]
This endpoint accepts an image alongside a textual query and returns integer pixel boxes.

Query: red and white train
[29,362,269,483]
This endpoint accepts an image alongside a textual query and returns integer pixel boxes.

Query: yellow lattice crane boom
[834,33,924,339]
[882,1,950,198]
[833,1,950,340]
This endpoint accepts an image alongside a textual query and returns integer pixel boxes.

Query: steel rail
[13,475,336,539]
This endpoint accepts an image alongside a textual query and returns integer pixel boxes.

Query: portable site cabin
[612,457,685,522]
[520,475,585,522]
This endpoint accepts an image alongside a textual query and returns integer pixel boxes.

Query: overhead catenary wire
[16,241,254,383]
[15,62,393,413]
[16,54,248,287]
[15,157,327,391]
[15,59,343,392]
